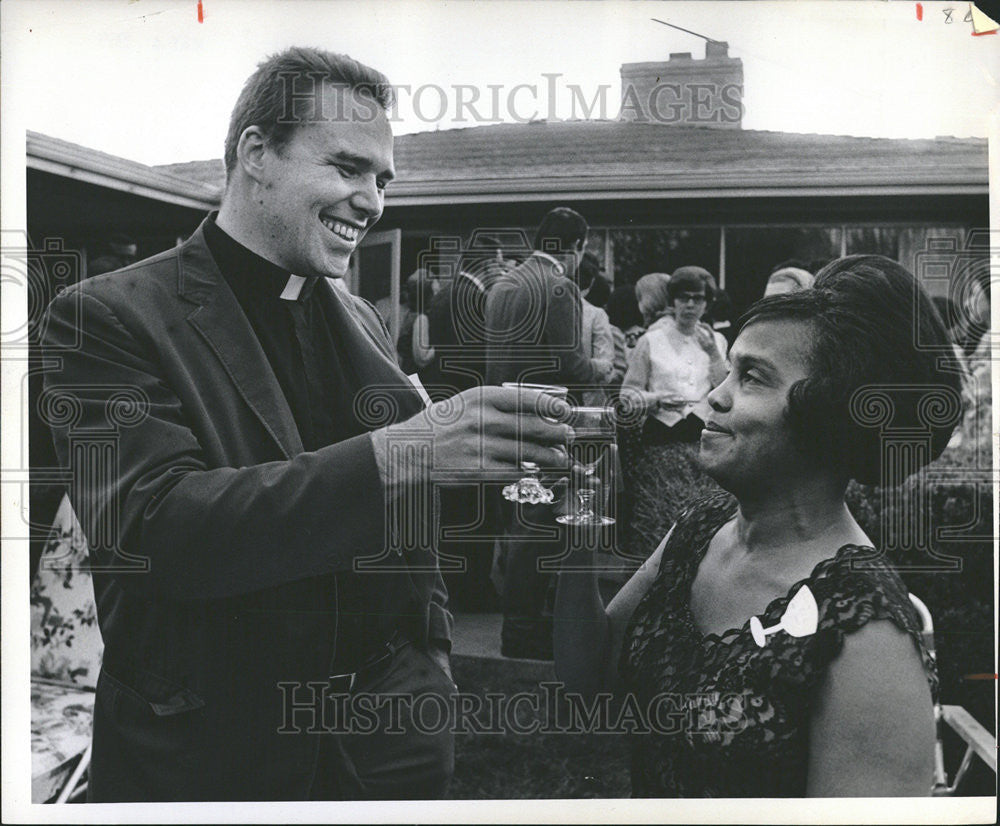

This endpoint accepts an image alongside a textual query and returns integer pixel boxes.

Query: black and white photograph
[1,0,996,822]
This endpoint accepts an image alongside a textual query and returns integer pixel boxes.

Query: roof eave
[385,173,987,205]
[27,132,222,211]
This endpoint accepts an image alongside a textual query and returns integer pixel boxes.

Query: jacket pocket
[100,662,205,717]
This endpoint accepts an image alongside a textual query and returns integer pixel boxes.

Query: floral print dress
[619,491,936,797]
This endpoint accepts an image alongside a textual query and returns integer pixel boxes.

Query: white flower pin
[750,584,819,647]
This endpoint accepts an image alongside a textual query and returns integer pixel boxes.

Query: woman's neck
[733,480,863,557]
[674,317,697,335]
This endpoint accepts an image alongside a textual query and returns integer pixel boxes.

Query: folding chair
[909,593,997,795]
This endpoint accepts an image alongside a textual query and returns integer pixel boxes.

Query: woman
[607,281,648,356]
[634,272,672,329]
[555,255,960,797]
[396,268,435,376]
[619,267,728,558]
[763,265,815,296]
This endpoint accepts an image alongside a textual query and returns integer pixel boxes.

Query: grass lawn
[449,655,632,799]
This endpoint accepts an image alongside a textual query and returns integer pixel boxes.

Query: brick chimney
[619,41,743,127]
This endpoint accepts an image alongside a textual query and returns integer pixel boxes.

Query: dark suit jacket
[421,270,492,399]
[41,216,452,801]
[483,252,600,392]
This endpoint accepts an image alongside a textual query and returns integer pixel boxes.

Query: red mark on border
[971,28,997,35]
[197,0,204,23]
[916,3,923,21]
[962,673,998,680]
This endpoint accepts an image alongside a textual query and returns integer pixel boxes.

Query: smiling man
[40,47,573,802]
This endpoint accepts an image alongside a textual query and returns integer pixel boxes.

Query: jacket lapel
[177,218,304,459]
[318,278,425,423]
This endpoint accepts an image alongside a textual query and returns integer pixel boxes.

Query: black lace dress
[619,491,937,797]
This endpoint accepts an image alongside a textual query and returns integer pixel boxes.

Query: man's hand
[372,386,574,492]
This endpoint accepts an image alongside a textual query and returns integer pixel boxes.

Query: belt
[328,629,410,693]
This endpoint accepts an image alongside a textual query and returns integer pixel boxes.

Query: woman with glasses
[620,266,728,557]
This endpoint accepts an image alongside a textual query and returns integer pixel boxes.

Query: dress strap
[784,548,939,701]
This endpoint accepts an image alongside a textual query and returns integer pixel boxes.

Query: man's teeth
[320,218,360,242]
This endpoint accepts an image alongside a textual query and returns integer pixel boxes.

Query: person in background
[946,272,991,459]
[704,285,737,349]
[577,251,619,405]
[485,208,600,398]
[484,206,600,659]
[396,268,436,377]
[585,265,612,309]
[419,239,510,613]
[634,272,673,330]
[88,232,138,276]
[764,265,815,296]
[952,270,990,357]
[421,239,505,402]
[607,282,647,353]
[555,255,958,798]
[620,266,727,559]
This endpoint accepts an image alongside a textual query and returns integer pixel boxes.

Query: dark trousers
[308,641,457,800]
[437,485,500,612]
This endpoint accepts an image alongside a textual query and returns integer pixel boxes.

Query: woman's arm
[806,620,935,796]
[621,335,661,409]
[554,527,673,700]
[412,313,435,369]
[694,323,729,387]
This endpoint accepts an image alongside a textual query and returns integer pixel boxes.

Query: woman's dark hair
[668,266,717,305]
[404,269,435,311]
[736,255,963,486]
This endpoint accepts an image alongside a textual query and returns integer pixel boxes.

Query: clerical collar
[204,215,318,301]
[530,250,566,274]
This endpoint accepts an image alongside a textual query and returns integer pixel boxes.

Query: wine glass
[500,382,568,505]
[556,405,616,526]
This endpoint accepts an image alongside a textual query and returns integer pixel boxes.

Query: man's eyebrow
[731,352,778,373]
[329,150,395,180]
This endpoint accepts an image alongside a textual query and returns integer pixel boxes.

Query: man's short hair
[224,46,395,179]
[533,207,588,254]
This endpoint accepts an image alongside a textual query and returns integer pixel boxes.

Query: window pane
[609,228,721,288]
[846,227,900,259]
[724,227,841,315]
